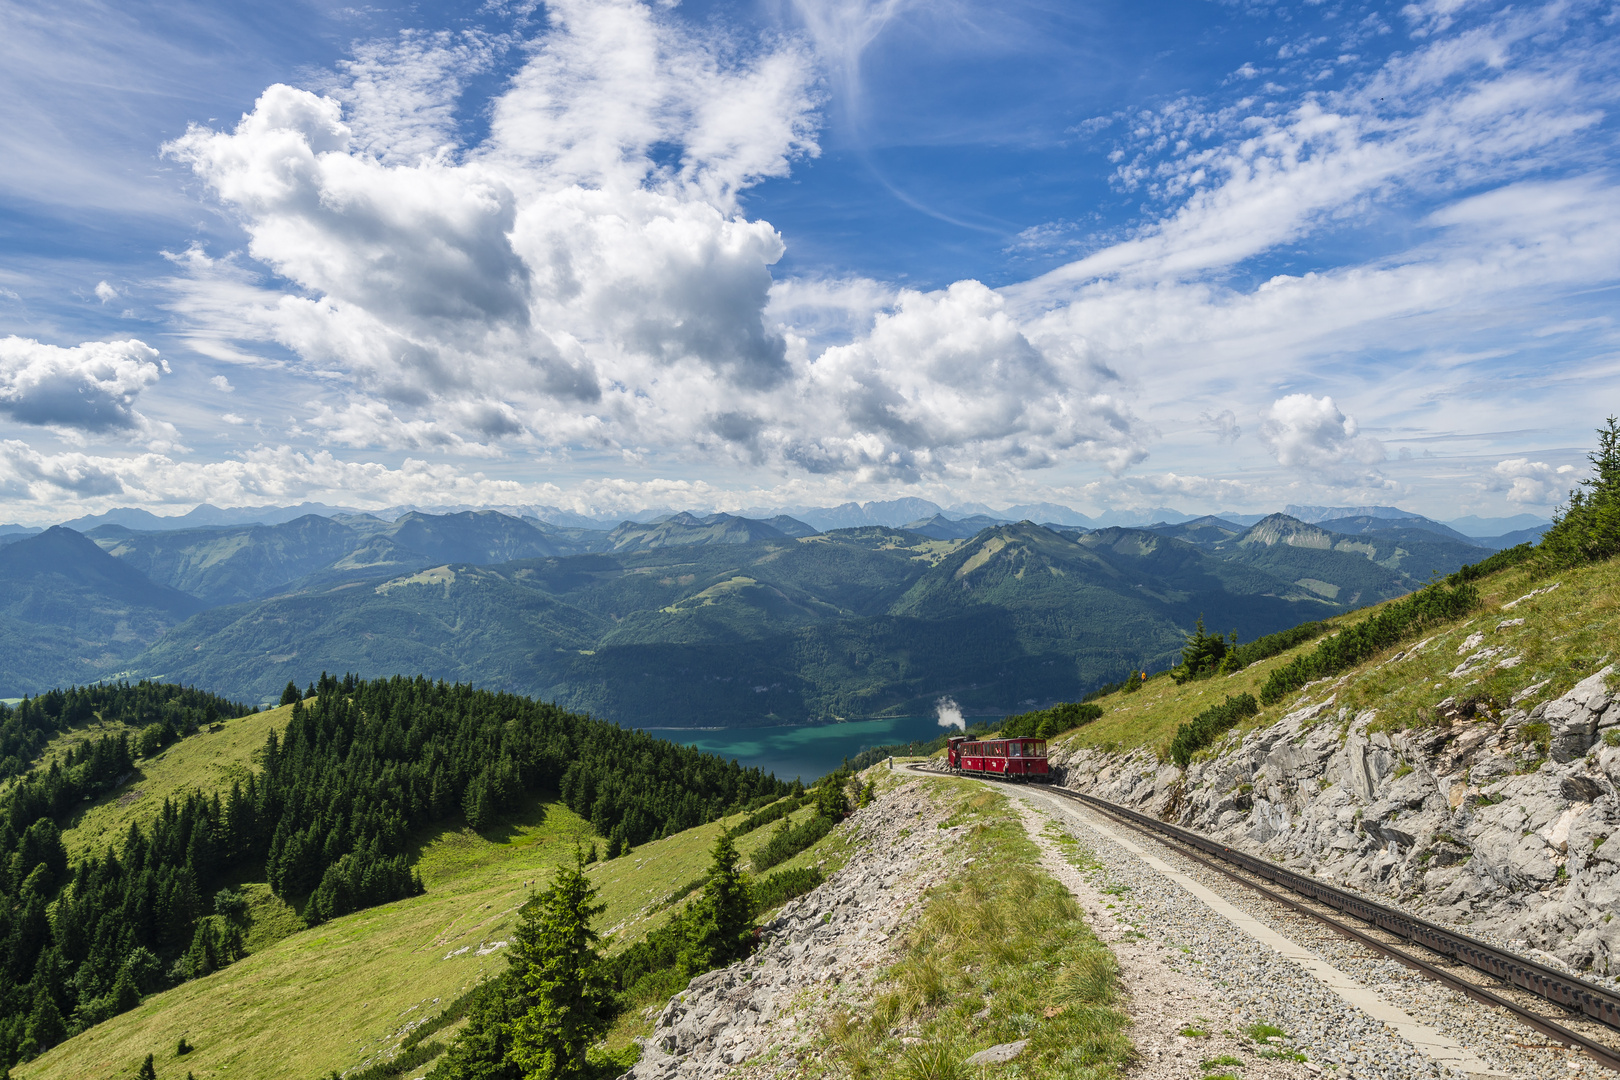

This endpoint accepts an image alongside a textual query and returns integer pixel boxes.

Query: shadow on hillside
[405,787,597,863]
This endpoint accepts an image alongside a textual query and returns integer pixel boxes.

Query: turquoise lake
[646,715,956,782]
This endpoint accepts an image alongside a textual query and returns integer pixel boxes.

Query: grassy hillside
[54,702,295,860]
[1061,553,1618,759]
[20,763,840,1080]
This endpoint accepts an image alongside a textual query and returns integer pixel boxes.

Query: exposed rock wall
[1052,665,1620,979]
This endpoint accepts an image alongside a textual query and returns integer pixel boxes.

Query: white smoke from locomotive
[935,696,964,730]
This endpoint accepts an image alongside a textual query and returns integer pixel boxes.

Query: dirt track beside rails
[1008,793,1322,1080]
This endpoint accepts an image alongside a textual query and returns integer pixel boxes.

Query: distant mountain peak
[1238,514,1333,548]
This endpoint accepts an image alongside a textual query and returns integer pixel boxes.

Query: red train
[946,736,1050,781]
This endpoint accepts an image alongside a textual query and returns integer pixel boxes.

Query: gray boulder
[1545,665,1615,763]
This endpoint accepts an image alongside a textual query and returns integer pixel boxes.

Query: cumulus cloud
[1486,458,1577,504]
[0,337,168,435]
[124,0,1619,515]
[210,375,233,392]
[161,0,1143,483]
[94,280,117,303]
[1259,394,1385,473]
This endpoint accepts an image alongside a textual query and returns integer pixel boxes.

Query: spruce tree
[682,831,753,972]
[508,851,609,1080]
[137,1054,157,1080]
[23,987,64,1054]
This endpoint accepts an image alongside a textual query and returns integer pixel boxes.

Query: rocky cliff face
[1052,665,1620,980]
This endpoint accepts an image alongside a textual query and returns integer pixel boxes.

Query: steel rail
[908,764,1620,1071]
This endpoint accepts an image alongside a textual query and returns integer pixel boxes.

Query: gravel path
[999,782,1615,1080]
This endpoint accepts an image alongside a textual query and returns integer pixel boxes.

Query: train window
[1009,743,1022,757]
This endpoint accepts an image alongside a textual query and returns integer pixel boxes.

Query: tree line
[0,672,789,1068]
[425,772,860,1080]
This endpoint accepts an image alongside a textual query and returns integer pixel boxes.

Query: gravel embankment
[1004,784,1609,1080]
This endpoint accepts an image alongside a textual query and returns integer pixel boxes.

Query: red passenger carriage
[946,736,1050,781]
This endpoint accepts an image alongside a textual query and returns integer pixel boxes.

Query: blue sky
[0,0,1615,524]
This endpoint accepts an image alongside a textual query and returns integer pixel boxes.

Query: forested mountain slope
[0,507,1505,724]
[135,524,1343,720]
[0,674,791,1074]
[0,529,203,693]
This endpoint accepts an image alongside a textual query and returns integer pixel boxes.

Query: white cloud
[327,30,495,166]
[115,0,1618,519]
[94,280,118,303]
[1486,458,1577,504]
[160,2,1140,484]
[0,337,169,435]
[210,375,234,392]
[1259,394,1385,473]
[934,696,964,730]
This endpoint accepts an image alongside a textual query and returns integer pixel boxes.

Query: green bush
[1446,542,1536,585]
[752,814,834,873]
[1167,693,1260,767]
[751,865,825,913]
[998,701,1103,739]
[728,793,812,838]
[1257,581,1480,706]
[1171,617,1232,683]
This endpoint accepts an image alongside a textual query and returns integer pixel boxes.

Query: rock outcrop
[1053,665,1620,979]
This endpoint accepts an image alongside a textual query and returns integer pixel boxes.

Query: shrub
[1171,617,1233,683]
[999,701,1103,739]
[752,813,834,873]
[751,866,824,913]
[1257,581,1480,706]
[729,793,812,838]
[1446,542,1536,585]
[1167,693,1260,767]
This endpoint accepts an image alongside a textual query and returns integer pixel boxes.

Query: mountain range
[0,504,1523,724]
[0,499,1550,543]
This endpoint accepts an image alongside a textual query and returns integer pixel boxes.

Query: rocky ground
[628,765,1602,1080]
[623,777,958,1079]
[1004,784,1606,1080]
[1051,660,1620,980]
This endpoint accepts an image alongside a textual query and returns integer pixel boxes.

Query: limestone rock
[1048,662,1620,978]
[965,1039,1029,1065]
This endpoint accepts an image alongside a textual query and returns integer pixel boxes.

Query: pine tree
[137,1053,157,1080]
[111,965,140,1013]
[23,986,64,1054]
[424,975,522,1080]
[682,831,753,972]
[508,852,610,1080]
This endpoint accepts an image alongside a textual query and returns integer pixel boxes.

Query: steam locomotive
[945,735,1050,781]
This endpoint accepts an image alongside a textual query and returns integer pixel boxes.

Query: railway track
[909,764,1620,1072]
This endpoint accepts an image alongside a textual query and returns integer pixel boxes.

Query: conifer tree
[111,965,140,1013]
[508,851,609,1080]
[24,987,64,1054]
[137,1053,157,1080]
[682,831,752,972]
